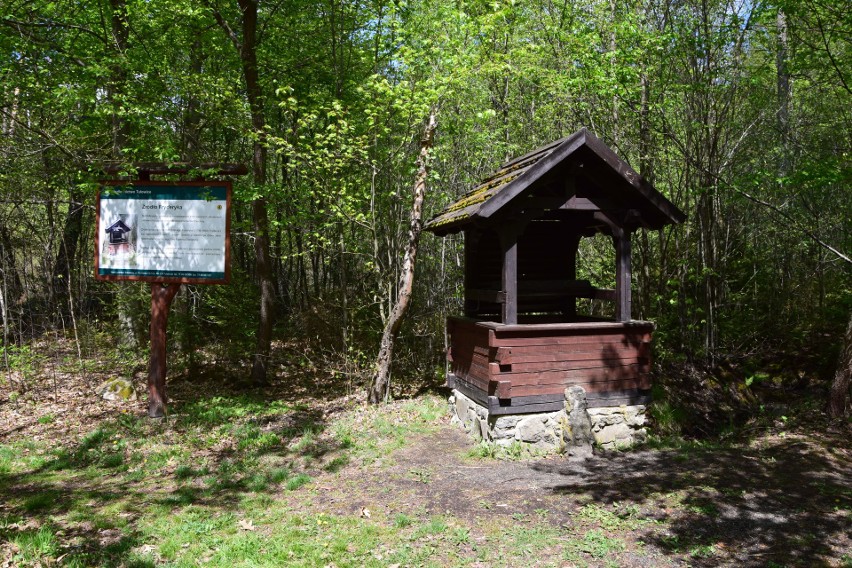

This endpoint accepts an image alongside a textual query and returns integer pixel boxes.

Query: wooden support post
[501,231,518,325]
[463,229,476,317]
[148,283,180,417]
[614,229,632,322]
[565,233,582,320]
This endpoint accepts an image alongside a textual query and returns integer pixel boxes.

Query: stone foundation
[587,406,647,450]
[449,388,647,453]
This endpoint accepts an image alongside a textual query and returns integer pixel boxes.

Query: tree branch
[203,0,242,53]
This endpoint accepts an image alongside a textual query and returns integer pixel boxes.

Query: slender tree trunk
[109,0,129,156]
[368,111,437,404]
[52,190,83,302]
[828,313,852,418]
[776,7,791,178]
[208,0,276,384]
[223,0,276,385]
[183,35,204,163]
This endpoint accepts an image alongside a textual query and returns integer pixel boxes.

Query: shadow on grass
[532,430,852,567]
[0,390,347,567]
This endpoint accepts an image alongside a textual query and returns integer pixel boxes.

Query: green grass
[0,395,459,567]
[571,529,625,560]
[466,440,551,460]
[575,502,648,531]
[5,391,845,567]
[11,525,59,564]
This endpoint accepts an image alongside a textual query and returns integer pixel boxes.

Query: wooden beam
[501,230,518,324]
[614,228,632,322]
[148,283,180,418]
[477,131,587,219]
[463,230,475,316]
[467,289,506,303]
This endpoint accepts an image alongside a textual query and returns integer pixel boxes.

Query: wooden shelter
[425,128,685,416]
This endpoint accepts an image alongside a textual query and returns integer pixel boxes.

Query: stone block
[456,395,470,423]
[563,386,594,452]
[592,421,633,446]
[517,415,547,443]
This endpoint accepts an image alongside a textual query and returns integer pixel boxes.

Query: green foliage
[573,530,625,559]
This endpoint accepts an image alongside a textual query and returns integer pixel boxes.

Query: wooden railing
[466,279,615,310]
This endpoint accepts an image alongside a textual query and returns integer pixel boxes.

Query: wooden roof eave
[581,134,685,227]
[425,127,686,235]
[476,130,588,220]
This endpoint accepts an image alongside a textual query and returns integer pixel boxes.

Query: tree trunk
[828,313,852,418]
[776,7,791,178]
[209,0,276,384]
[52,190,84,303]
[368,111,437,404]
[233,0,276,385]
[109,0,129,156]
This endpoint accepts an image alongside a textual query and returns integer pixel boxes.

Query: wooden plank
[593,288,616,302]
[492,380,512,399]
[488,398,566,415]
[452,361,491,386]
[505,341,650,354]
[491,334,652,348]
[450,343,492,360]
[507,357,649,373]
[501,231,518,325]
[615,228,632,321]
[451,366,490,391]
[449,326,491,344]
[451,375,490,407]
[500,364,650,386]
[467,288,506,303]
[496,392,566,405]
[517,279,594,293]
[459,317,653,332]
[496,344,649,363]
[494,326,649,337]
[495,347,512,364]
[508,376,651,397]
[484,350,647,367]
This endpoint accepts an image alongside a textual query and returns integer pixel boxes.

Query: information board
[95,182,231,284]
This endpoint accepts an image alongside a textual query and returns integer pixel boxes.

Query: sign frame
[95,180,232,285]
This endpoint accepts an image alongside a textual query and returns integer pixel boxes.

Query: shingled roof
[424,128,685,235]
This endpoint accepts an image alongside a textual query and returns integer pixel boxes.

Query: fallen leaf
[238,519,256,531]
[361,507,371,518]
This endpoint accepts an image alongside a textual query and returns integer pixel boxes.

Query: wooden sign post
[96,166,244,417]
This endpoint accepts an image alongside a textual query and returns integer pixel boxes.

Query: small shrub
[285,473,311,491]
[23,491,60,513]
[578,530,624,559]
[394,513,413,528]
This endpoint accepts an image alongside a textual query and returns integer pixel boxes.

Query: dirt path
[303,423,852,567]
